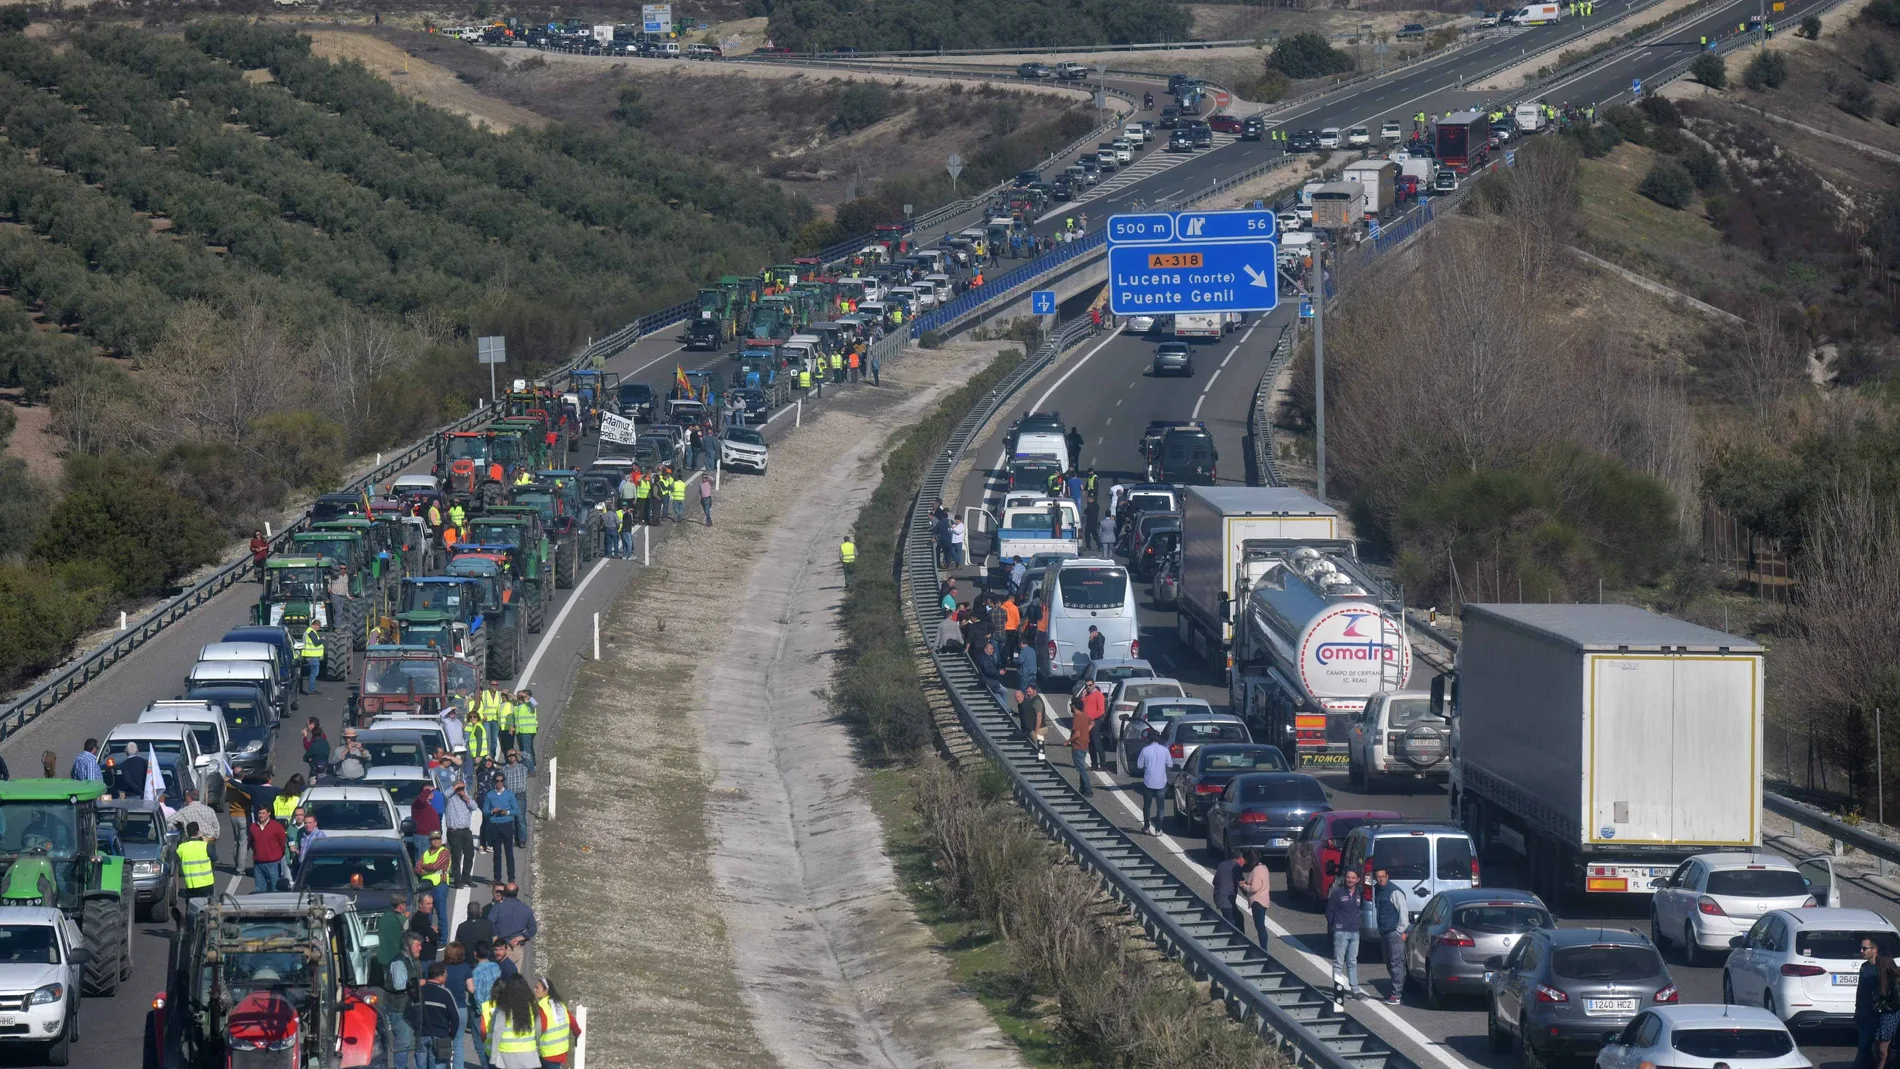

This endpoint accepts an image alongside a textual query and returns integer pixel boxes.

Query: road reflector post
[573,1004,587,1069]
[119,611,127,631]
[592,612,600,661]
[644,525,650,567]
[548,757,558,821]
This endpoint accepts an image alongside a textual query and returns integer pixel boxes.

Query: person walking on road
[948,517,966,567]
[532,976,579,1067]
[481,975,542,1069]
[1135,729,1170,834]
[1856,938,1884,1069]
[445,782,478,889]
[1374,866,1409,1005]
[668,470,687,521]
[1016,684,1044,752]
[1087,624,1106,662]
[249,807,288,894]
[488,883,538,971]
[418,829,452,922]
[416,961,461,1069]
[839,538,856,585]
[176,823,215,920]
[70,739,101,784]
[1326,868,1365,999]
[1067,695,1096,796]
[173,790,222,867]
[699,473,714,526]
[1870,943,1900,1069]
[250,530,270,582]
[1080,679,1108,771]
[482,773,519,886]
[1213,846,1248,933]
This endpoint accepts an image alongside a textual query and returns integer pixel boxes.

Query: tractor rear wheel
[346,598,368,651]
[491,624,521,678]
[555,538,579,589]
[525,582,547,633]
[80,897,125,997]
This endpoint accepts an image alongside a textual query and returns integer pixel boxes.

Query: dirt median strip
[541,341,1026,1069]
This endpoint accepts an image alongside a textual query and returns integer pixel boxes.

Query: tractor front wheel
[491,624,521,679]
[80,897,126,997]
[525,582,547,633]
[555,538,579,589]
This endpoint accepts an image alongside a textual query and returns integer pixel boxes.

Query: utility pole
[1311,244,1326,499]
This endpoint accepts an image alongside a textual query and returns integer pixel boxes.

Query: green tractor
[443,555,526,678]
[289,528,385,648]
[513,472,601,588]
[255,556,350,681]
[0,780,131,996]
[488,420,550,480]
[460,510,553,632]
[396,577,490,670]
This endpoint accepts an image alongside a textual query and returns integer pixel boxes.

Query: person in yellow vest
[533,976,580,1066]
[798,365,812,391]
[476,683,503,755]
[272,786,300,824]
[892,307,903,326]
[636,469,656,526]
[177,822,215,923]
[467,711,492,765]
[416,830,451,922]
[829,350,844,384]
[301,623,325,695]
[513,469,532,487]
[480,976,542,1069]
[668,472,687,522]
[496,692,519,755]
[513,690,539,771]
[840,538,857,585]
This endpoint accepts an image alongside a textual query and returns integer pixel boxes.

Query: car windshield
[1092,665,1152,684]
[1057,567,1128,610]
[1202,749,1288,771]
[101,809,162,844]
[0,926,58,964]
[1128,494,1174,513]
[1706,869,1809,897]
[1797,930,1900,960]
[1552,945,1666,981]
[1387,698,1438,728]
[1371,837,1430,880]
[361,741,425,768]
[363,659,444,696]
[1176,721,1248,744]
[1670,1029,1795,1059]
[181,723,221,753]
[1453,905,1552,933]
[1140,703,1204,728]
[305,801,393,832]
[376,780,428,808]
[405,585,464,613]
[1122,683,1184,705]
[1241,779,1326,805]
[299,854,410,893]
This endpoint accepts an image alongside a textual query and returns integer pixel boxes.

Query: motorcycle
[1143,92,1154,110]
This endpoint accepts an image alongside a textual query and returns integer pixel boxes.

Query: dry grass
[303,30,548,132]
[1575,141,1762,304]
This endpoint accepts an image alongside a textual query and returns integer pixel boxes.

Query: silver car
[1152,343,1194,377]
[1156,712,1250,772]
[1402,888,1553,1007]
[1490,927,1679,1062]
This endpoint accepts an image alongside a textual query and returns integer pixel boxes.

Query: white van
[104,722,220,802]
[1515,3,1562,23]
[1277,230,1317,269]
[1012,430,1069,465]
[1039,558,1139,681]
[922,274,953,303]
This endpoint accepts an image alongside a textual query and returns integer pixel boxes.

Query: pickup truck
[986,498,1083,574]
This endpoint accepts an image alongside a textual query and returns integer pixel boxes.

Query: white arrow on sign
[1243,264,1272,289]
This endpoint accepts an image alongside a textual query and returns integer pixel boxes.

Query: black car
[577,470,618,509]
[1159,106,1181,129]
[1396,22,1427,38]
[185,684,276,777]
[1013,169,1041,187]
[310,492,365,524]
[1167,131,1195,152]
[1134,527,1178,580]
[1189,123,1214,149]
[1206,772,1332,858]
[617,381,655,420]
[1290,129,1322,151]
[295,836,419,952]
[1170,744,1290,829]
[736,387,772,421]
[1242,117,1266,141]
[686,319,722,351]
[1153,427,1217,485]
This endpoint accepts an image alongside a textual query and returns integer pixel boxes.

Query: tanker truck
[1228,544,1412,769]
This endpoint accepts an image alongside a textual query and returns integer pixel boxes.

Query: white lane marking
[1203,368,1222,390]
[515,557,611,689]
[1192,394,1206,418]
[1344,81,1463,137]
[1028,330,1125,413]
[623,343,687,378]
[1040,718,1479,1069]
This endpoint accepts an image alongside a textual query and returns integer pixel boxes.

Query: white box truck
[1173,313,1223,340]
[1340,160,1397,218]
[1444,603,1765,901]
[1514,101,1547,133]
[1175,487,1340,678]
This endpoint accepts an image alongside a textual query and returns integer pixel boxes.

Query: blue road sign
[1173,209,1276,241]
[1031,290,1057,315]
[1107,213,1175,245]
[1368,219,1382,239]
[1253,200,1266,210]
[1631,77,1642,95]
[1107,241,1279,316]
[1505,149,1516,166]
[1300,300,1314,319]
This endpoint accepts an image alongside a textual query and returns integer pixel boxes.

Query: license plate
[1268,837,1290,846]
[0,1014,18,1027]
[1586,999,1637,1015]
[1835,973,1860,986]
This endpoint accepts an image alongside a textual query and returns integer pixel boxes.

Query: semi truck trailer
[1176,486,1341,679]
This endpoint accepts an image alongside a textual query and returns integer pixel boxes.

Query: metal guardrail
[899,315,1418,1069]
[1762,793,1900,867]
[1249,325,1293,487]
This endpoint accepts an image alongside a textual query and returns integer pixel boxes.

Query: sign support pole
[1312,244,1327,499]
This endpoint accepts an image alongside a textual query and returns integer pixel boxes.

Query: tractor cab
[256,556,338,632]
[358,647,450,718]
[0,779,127,997]
[443,556,511,616]
[437,431,502,506]
[397,578,484,628]
[749,296,794,342]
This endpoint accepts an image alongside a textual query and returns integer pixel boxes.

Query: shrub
[1691,51,1728,88]
[611,84,649,126]
[1568,119,1624,157]
[1604,103,1650,145]
[1681,144,1726,190]
[1250,68,1290,102]
[1884,102,1900,124]
[1799,13,1823,37]
[1268,31,1354,79]
[1744,50,1789,89]
[1638,159,1696,209]
[31,452,224,600]
[1838,79,1878,118]
[1638,94,1684,128]
[1868,41,1896,82]
[831,81,895,133]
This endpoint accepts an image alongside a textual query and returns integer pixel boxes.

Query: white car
[720,427,769,474]
[1122,313,1158,335]
[1596,1005,1810,1069]
[1318,127,1342,148]
[296,785,404,841]
[1275,211,1302,233]
[1381,120,1402,142]
[1112,139,1134,163]
[1651,852,1839,965]
[1347,126,1371,146]
[0,908,84,1063]
[1722,907,1896,1030]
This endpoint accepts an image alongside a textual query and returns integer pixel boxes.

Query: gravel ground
[541,340,1027,1069]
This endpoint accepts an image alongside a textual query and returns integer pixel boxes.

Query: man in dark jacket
[415,963,461,1069]
[1373,867,1409,1005]
[974,640,1008,709]
[455,900,494,960]
[1324,868,1364,998]
[1212,847,1248,933]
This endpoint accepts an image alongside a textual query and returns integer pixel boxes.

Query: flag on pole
[142,743,163,803]
[675,365,691,395]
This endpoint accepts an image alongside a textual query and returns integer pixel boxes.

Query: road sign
[1368,219,1382,239]
[1631,77,1642,95]
[1214,90,1232,108]
[1107,241,1278,316]
[1505,149,1516,166]
[1107,212,1175,244]
[946,153,964,180]
[477,336,506,364]
[1253,200,1265,210]
[642,2,671,34]
[1172,209,1276,241]
[1300,300,1314,319]
[1031,290,1057,315]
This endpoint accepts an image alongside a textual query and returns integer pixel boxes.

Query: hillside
[0,19,811,688]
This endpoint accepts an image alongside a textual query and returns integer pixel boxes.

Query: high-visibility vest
[830,353,842,370]
[496,700,517,733]
[848,351,859,368]
[614,508,629,531]
[273,793,299,821]
[467,722,491,762]
[839,540,857,564]
[420,845,449,886]
[798,369,812,388]
[302,628,325,660]
[668,479,686,502]
[634,479,650,500]
[514,471,531,486]
[514,701,538,735]
[448,505,466,528]
[178,839,214,889]
[479,690,501,719]
[536,999,572,1058]
[480,1001,539,1056]
[428,506,442,528]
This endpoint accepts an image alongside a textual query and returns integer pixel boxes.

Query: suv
[0,907,85,1063]
[1650,852,1837,966]
[1723,907,1899,1030]
[1487,928,1677,1061]
[1159,106,1181,128]
[1346,690,1449,789]
[1403,888,1554,1007]
[1338,823,1479,931]
[1152,342,1193,376]
[1152,427,1217,485]
[1242,116,1266,141]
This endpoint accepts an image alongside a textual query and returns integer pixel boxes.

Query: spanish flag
[676,364,691,395]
